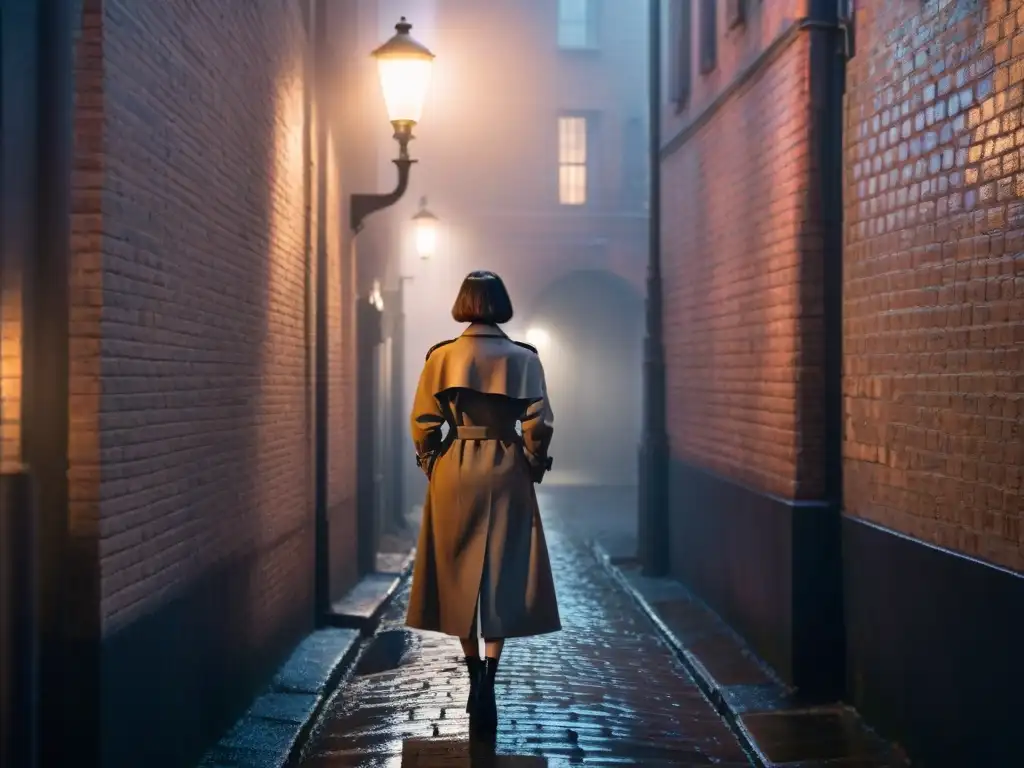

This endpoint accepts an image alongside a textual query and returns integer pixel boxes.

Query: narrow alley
[3,1,1021,767]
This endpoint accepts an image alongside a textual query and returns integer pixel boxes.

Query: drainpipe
[797,0,847,698]
[638,0,669,576]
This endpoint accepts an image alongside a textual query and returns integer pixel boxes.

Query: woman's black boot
[471,657,499,735]
[464,656,482,713]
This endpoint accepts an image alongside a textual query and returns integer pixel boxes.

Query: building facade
[400,0,650,491]
[658,0,1020,764]
[0,0,400,765]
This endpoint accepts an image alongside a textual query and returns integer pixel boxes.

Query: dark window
[558,0,598,50]
[726,0,746,29]
[698,0,717,74]
[621,117,648,211]
[670,0,693,108]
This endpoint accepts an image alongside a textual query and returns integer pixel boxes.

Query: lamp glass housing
[412,197,439,260]
[372,18,435,125]
[415,217,437,260]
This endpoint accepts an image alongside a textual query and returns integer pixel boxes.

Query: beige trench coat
[405,323,561,639]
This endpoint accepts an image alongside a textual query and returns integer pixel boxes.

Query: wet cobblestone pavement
[297,492,752,767]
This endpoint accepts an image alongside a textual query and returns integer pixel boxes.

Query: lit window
[558,0,596,49]
[558,116,588,205]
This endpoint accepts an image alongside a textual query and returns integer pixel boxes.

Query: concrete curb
[325,549,416,637]
[592,541,911,768]
[198,555,416,768]
[590,540,770,768]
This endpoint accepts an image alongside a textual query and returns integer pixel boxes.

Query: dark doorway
[526,269,644,488]
[356,294,386,575]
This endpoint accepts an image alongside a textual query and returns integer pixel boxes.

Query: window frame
[557,0,599,51]
[698,0,717,74]
[670,0,693,110]
[621,116,648,211]
[557,114,592,207]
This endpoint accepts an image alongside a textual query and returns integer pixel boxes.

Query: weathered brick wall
[844,0,1023,572]
[661,3,820,499]
[97,0,316,627]
[77,1,371,763]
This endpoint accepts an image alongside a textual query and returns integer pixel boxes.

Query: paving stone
[271,628,361,696]
[739,709,903,766]
[329,574,402,627]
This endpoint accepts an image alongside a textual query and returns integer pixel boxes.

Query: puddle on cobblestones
[354,630,422,677]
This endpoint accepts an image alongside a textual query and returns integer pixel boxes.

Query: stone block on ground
[199,628,361,768]
[327,573,403,634]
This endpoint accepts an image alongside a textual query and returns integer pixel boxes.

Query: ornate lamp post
[347,17,435,576]
[350,17,436,233]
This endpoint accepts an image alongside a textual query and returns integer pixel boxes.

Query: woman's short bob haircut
[451,270,514,325]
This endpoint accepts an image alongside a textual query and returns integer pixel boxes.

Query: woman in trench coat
[406,270,560,735]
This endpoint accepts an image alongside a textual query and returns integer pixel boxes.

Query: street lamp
[350,17,436,233]
[412,196,439,260]
[369,279,385,311]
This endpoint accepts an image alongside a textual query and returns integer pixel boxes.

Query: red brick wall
[661,1,822,499]
[844,0,1023,572]
[94,0,319,630]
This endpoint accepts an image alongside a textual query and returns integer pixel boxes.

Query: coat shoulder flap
[512,340,538,354]
[425,338,456,361]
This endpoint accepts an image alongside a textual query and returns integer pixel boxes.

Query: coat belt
[454,425,519,441]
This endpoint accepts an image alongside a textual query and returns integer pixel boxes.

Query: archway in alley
[521,269,645,488]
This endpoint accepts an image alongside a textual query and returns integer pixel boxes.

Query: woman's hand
[523,450,553,484]
[415,451,438,479]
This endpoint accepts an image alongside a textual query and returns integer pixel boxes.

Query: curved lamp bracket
[350,158,415,233]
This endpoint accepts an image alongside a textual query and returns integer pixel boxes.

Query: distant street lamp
[412,196,439,260]
[350,17,436,232]
[369,279,385,311]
